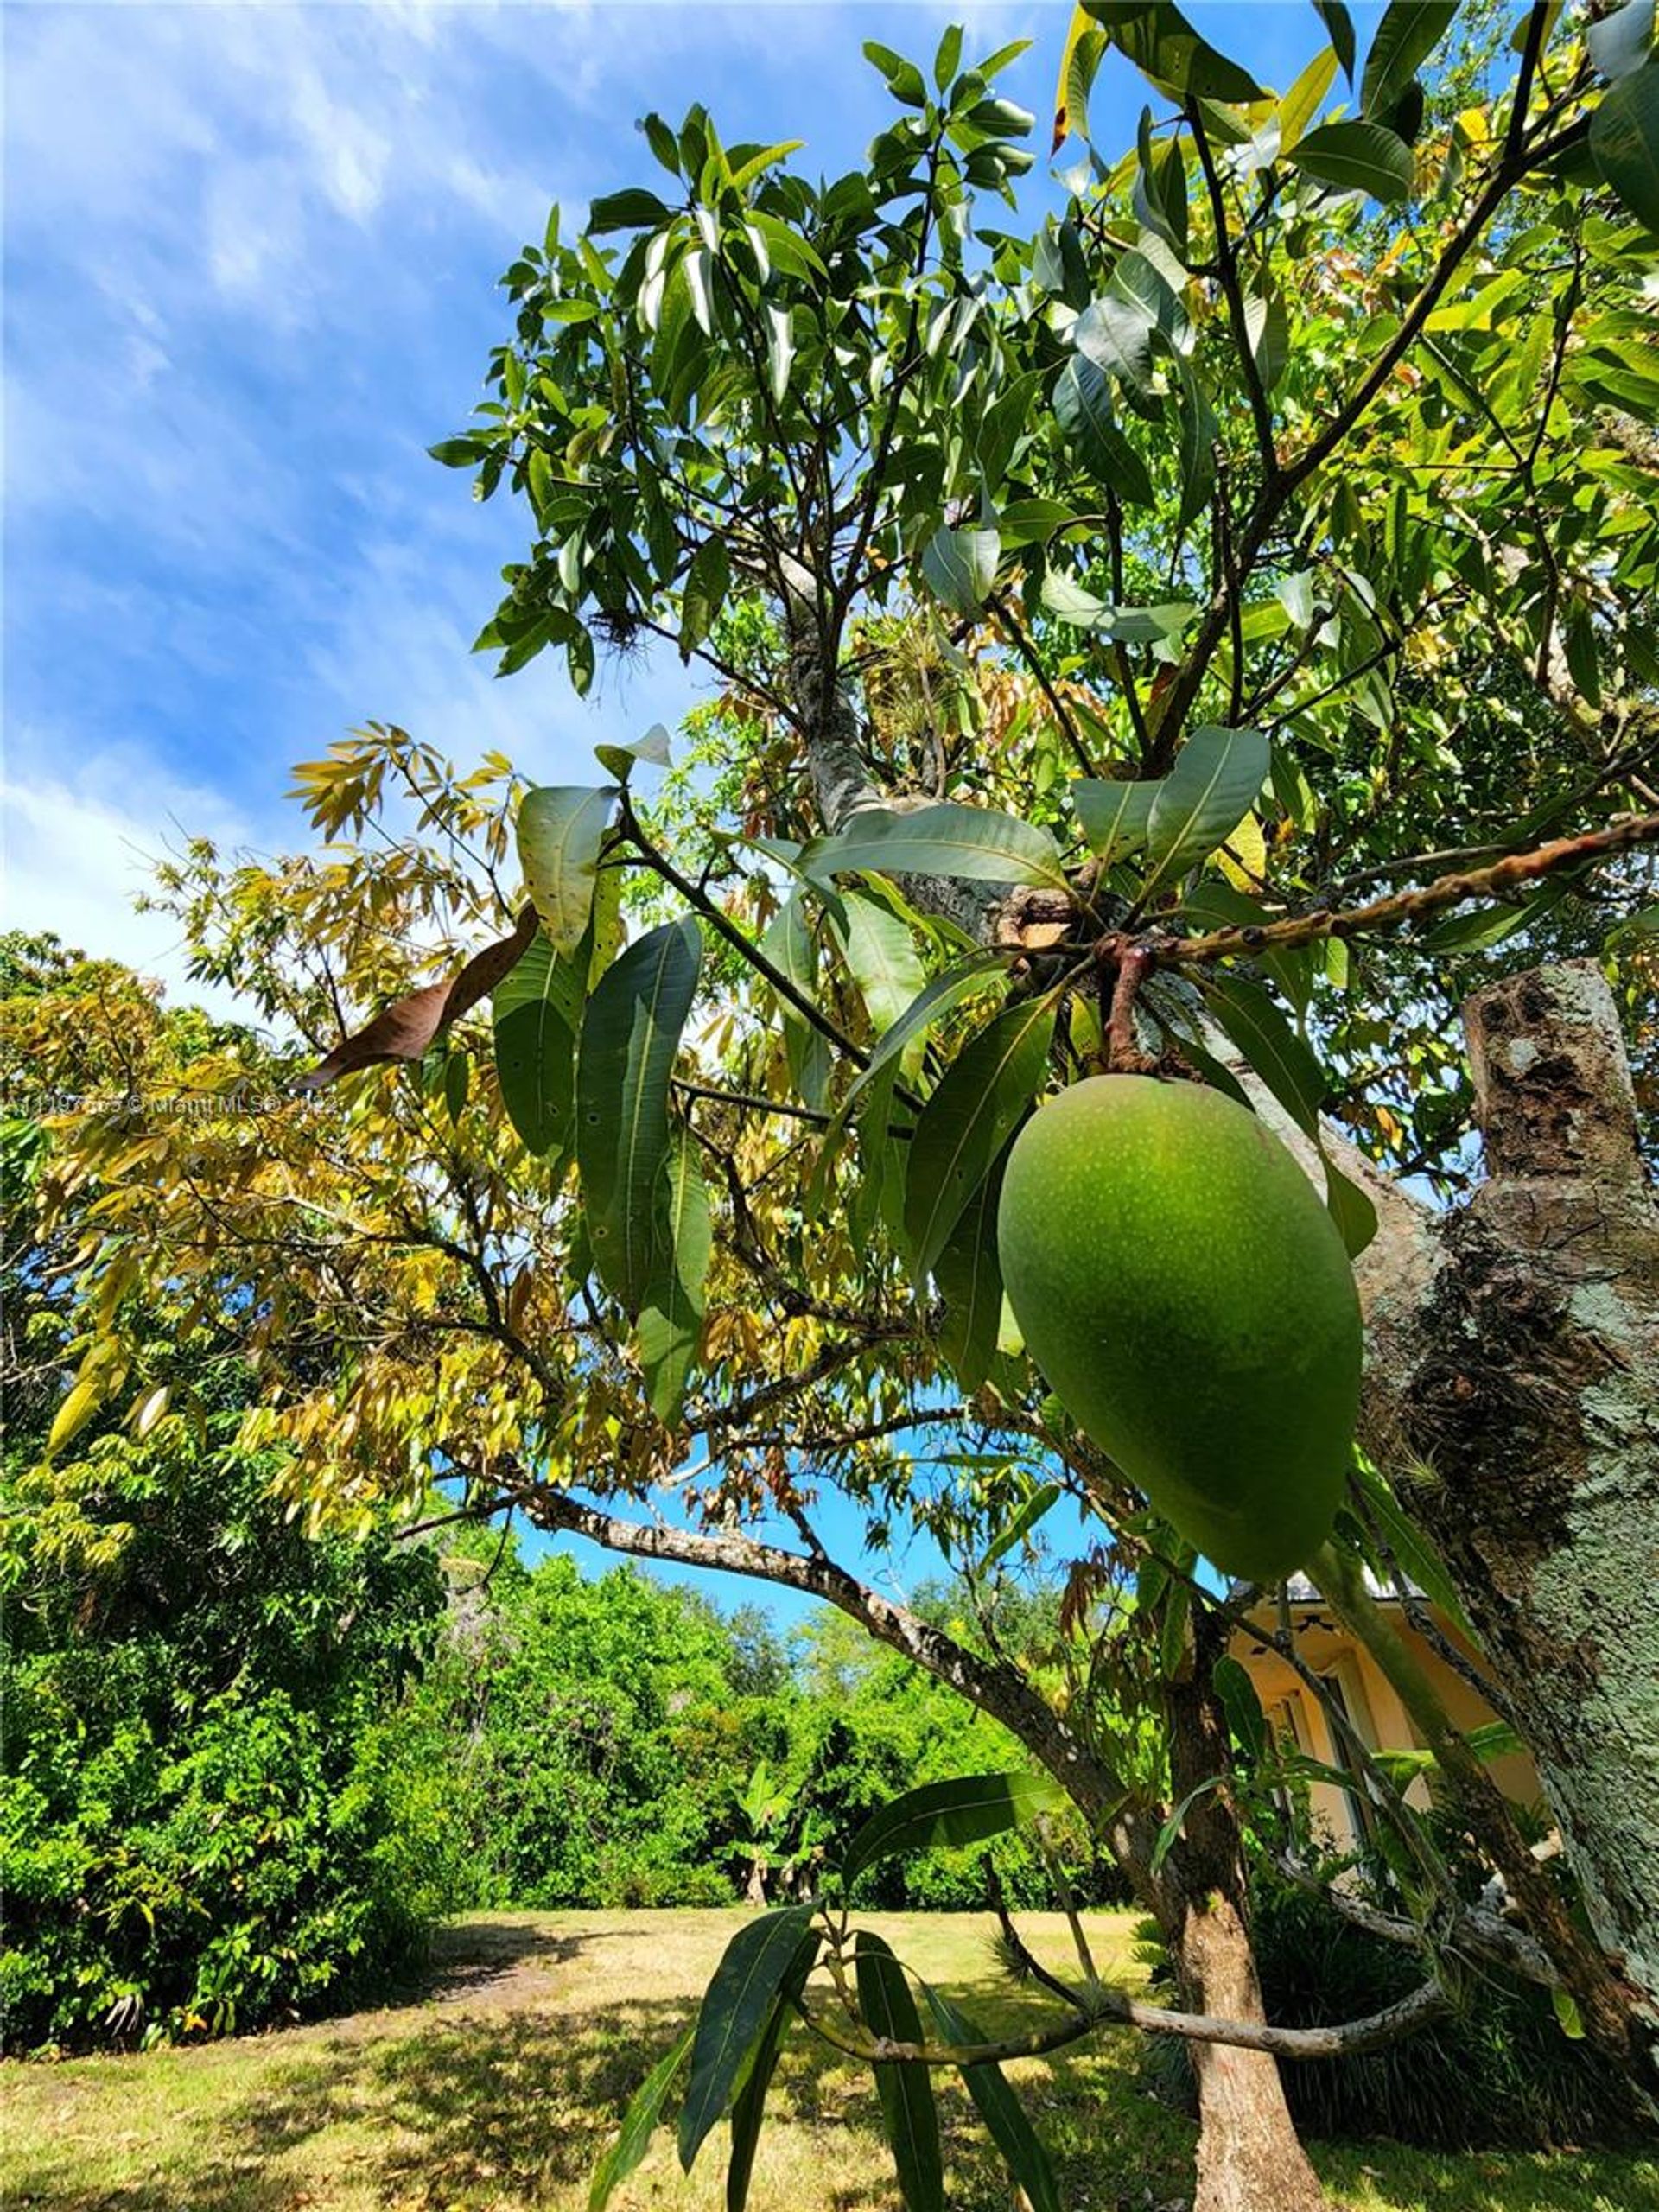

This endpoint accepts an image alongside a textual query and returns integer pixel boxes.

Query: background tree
[31,7,1659,2210]
[0,939,456,2049]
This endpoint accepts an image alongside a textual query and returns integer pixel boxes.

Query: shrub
[1138,1855,1644,2151]
[0,1414,455,2053]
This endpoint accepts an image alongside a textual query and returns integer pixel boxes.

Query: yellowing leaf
[1218,810,1269,889]
[48,1376,102,1454]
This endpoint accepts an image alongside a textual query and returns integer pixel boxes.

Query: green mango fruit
[997,1075,1361,1584]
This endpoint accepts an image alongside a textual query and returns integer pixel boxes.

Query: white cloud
[1,752,268,1025]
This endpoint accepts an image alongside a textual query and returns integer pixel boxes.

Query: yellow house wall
[1228,1603,1544,1854]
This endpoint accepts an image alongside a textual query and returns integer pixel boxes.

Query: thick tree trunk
[1160,1639,1328,2212]
[1179,1894,1326,2212]
[1363,960,1659,2081]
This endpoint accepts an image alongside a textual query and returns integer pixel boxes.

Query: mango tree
[38,6,1659,2209]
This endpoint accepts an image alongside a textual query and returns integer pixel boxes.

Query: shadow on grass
[10,1926,1641,2212]
[1,1936,1194,2212]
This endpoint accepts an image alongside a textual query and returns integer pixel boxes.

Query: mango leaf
[1083,1,1265,104]
[1074,776,1159,863]
[589,2020,696,2212]
[1151,1775,1224,1875]
[47,1375,103,1454]
[303,906,539,1089]
[1203,975,1376,1255]
[726,1936,819,2212]
[1054,10,1108,150]
[904,1001,1056,1276]
[1587,0,1656,82]
[806,804,1071,893]
[982,1481,1062,1571]
[493,931,582,1157]
[1075,249,1185,399]
[1040,570,1195,644]
[1323,1154,1379,1259]
[681,536,732,662]
[921,524,1001,616]
[1313,0,1357,84]
[842,1770,1065,1883]
[1202,972,1325,1135]
[1158,1573,1192,1680]
[1139,726,1269,895]
[997,497,1080,547]
[1244,287,1290,392]
[679,1906,816,2171]
[577,918,703,1315]
[855,1935,943,2212]
[1053,355,1155,505]
[1281,44,1339,150]
[1290,119,1414,200]
[1352,1460,1475,1636]
[924,1986,1061,2212]
[760,893,832,1110]
[728,138,806,191]
[1173,355,1218,530]
[589,188,674,232]
[837,892,930,1051]
[594,723,672,783]
[637,1133,713,1423]
[841,951,1010,1114]
[934,1154,1008,1395]
[1591,65,1659,233]
[518,785,619,956]
[766,303,795,404]
[864,40,928,107]
[1211,1654,1268,1761]
[1361,2,1456,118]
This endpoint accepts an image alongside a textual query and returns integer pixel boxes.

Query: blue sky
[4,2,1334,1007]
[4,1,1344,1621]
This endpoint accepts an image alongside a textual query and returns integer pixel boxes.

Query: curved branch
[797,1972,1448,2067]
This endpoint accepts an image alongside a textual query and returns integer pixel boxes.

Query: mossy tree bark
[1359,959,1659,2085]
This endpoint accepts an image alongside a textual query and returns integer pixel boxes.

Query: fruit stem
[1104,942,1156,1073]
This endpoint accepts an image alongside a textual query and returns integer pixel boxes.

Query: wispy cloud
[3,2,1063,982]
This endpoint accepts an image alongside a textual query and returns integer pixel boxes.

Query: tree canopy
[23,5,1659,2207]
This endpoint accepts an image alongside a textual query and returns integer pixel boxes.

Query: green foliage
[404,1553,772,1910]
[402,1554,1116,1918]
[0,1423,452,2053]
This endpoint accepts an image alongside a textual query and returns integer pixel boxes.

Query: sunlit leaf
[854,1934,943,2212]
[1291,118,1415,200]
[904,1000,1056,1275]
[806,804,1071,894]
[925,1985,1061,2212]
[1139,727,1269,895]
[637,1132,713,1423]
[493,931,582,1156]
[518,785,619,956]
[589,2022,695,2212]
[842,1770,1066,1881]
[679,1906,816,2171]
[921,524,1001,615]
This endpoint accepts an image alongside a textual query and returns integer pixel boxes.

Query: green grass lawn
[4,1910,1654,2212]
